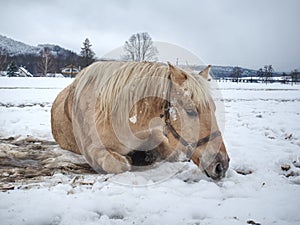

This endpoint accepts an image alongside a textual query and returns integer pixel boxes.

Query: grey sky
[1,0,299,71]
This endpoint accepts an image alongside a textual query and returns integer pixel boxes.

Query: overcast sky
[1,0,299,71]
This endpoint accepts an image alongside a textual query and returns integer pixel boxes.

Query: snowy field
[0,77,300,225]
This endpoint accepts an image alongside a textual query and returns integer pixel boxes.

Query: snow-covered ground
[0,77,300,225]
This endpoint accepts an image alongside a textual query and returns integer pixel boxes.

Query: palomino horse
[51,61,229,180]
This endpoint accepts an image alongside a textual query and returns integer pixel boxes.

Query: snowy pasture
[0,77,300,225]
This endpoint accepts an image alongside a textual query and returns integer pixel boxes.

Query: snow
[129,115,137,124]
[169,107,177,121]
[1,77,300,225]
[0,77,73,140]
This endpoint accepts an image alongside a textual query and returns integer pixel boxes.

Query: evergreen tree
[80,38,95,67]
[7,61,18,77]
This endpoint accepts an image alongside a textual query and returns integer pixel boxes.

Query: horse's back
[51,61,166,154]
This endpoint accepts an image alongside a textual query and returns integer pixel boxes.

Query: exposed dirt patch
[0,137,96,191]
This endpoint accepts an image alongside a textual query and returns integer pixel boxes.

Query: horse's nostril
[215,163,223,175]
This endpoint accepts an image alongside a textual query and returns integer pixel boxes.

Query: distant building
[61,65,80,77]
[17,67,33,77]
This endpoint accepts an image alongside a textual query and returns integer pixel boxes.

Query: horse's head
[166,63,229,180]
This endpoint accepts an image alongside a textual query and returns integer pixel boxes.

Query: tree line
[231,65,299,84]
[3,31,297,83]
[1,32,158,77]
[0,38,96,77]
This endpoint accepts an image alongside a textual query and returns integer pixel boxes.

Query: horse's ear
[199,65,211,80]
[168,62,187,85]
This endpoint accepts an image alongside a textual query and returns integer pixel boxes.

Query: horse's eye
[185,109,198,117]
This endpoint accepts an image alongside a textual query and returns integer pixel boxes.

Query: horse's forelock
[183,73,211,109]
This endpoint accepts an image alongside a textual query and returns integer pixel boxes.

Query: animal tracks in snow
[280,158,300,184]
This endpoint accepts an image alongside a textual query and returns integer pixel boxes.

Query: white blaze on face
[129,115,137,124]
[169,107,177,121]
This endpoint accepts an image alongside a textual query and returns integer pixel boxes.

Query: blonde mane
[74,61,211,125]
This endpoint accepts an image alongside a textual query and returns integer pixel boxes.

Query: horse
[51,61,229,180]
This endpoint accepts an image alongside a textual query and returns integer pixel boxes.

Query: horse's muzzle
[202,152,229,180]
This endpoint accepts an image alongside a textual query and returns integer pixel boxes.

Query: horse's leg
[136,128,179,162]
[86,147,131,174]
[153,130,179,162]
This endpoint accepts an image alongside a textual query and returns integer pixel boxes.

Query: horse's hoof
[102,152,131,174]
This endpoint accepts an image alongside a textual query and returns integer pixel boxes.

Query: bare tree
[123,32,158,62]
[263,65,273,83]
[231,66,242,82]
[257,68,264,82]
[37,47,55,76]
[291,69,299,84]
[257,65,273,83]
[0,47,8,72]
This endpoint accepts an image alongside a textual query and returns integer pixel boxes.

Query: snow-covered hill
[211,65,258,78]
[0,34,39,56]
[0,34,77,58]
